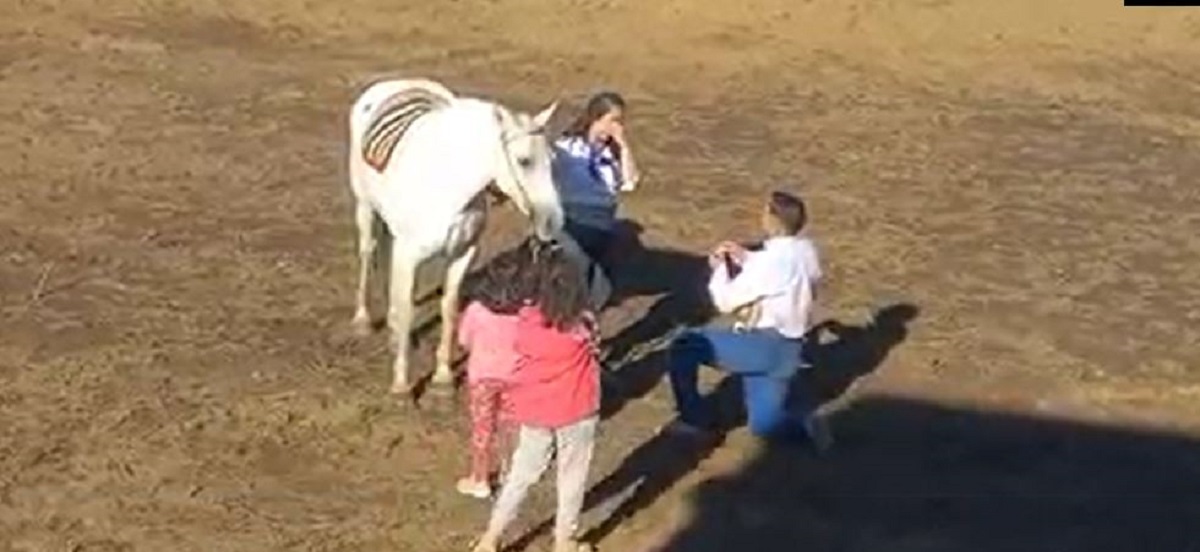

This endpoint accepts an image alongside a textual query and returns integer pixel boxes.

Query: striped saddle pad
[360,88,450,172]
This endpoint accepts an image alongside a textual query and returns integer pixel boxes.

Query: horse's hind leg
[351,201,379,336]
[432,243,478,390]
[388,243,419,397]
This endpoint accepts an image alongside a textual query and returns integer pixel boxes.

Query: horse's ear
[494,105,518,141]
[493,105,510,127]
[532,100,559,131]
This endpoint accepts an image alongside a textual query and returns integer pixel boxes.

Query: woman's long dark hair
[528,239,591,332]
[563,90,626,138]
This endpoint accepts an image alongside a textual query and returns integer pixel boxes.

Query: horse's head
[493,102,563,242]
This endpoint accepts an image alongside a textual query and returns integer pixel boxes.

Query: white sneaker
[456,477,492,500]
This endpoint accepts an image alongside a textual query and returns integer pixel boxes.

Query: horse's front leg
[387,243,418,397]
[433,243,478,389]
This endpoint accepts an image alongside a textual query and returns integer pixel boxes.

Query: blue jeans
[667,326,809,440]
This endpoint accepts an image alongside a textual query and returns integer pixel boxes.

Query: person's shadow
[595,219,714,417]
[798,303,920,409]
[506,302,921,551]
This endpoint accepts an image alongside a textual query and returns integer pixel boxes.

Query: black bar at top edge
[1124,0,1198,5]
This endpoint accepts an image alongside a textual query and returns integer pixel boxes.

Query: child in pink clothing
[473,241,602,552]
[455,249,533,499]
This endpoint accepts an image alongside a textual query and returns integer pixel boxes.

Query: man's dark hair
[767,190,808,235]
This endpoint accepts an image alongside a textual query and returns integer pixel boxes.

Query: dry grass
[2,1,1199,550]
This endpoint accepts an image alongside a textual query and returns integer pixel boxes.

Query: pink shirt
[457,301,521,383]
[508,306,601,428]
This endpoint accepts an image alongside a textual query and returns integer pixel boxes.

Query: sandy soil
[2,1,1199,551]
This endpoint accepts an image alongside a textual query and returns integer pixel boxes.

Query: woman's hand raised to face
[608,120,627,147]
[609,122,640,191]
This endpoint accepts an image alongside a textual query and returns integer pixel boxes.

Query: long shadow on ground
[650,394,1200,552]
[509,303,920,551]
[596,220,713,418]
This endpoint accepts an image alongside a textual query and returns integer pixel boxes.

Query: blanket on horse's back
[360,87,451,172]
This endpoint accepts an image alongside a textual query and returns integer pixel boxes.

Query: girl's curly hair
[463,243,537,315]
[527,239,591,332]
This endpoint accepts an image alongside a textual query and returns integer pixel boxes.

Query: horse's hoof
[390,380,416,397]
[430,368,456,387]
[391,387,421,411]
[427,382,456,400]
[351,317,374,337]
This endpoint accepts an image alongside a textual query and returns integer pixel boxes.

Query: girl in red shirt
[472,241,601,552]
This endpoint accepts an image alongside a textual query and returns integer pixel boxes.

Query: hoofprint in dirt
[2,1,1200,551]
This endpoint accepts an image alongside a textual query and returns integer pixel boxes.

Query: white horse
[347,78,564,398]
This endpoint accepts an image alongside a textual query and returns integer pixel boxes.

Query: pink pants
[467,379,514,481]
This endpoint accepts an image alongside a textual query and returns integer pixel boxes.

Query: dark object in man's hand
[723,252,742,278]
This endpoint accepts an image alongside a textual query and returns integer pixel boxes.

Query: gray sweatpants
[485,416,598,543]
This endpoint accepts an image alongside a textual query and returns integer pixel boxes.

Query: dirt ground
[3,1,1200,551]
